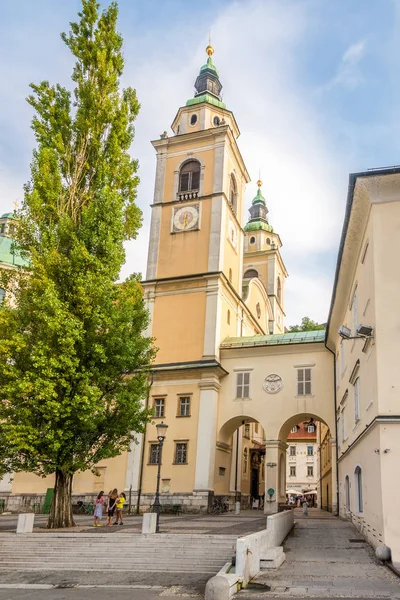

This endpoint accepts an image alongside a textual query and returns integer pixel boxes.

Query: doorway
[251,467,259,501]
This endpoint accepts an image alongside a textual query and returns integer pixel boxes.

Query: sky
[1,0,400,327]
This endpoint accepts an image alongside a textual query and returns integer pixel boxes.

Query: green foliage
[288,316,326,332]
[0,0,154,499]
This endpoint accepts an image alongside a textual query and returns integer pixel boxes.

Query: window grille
[354,378,360,422]
[236,372,250,398]
[175,443,187,464]
[149,443,160,465]
[179,397,190,417]
[290,446,296,456]
[297,368,312,395]
[154,398,165,418]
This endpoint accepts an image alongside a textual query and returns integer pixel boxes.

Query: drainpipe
[136,370,154,514]
[234,428,239,501]
[327,345,339,516]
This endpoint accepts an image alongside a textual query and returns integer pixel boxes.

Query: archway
[262,413,337,515]
[216,416,266,510]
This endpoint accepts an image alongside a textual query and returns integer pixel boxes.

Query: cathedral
[1,44,400,569]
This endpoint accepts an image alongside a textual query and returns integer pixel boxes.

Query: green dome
[200,56,220,76]
[1,212,15,219]
[252,187,266,206]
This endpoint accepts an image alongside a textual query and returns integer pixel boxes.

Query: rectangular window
[219,467,226,476]
[297,368,312,395]
[174,442,187,464]
[307,466,314,477]
[354,378,360,423]
[154,398,165,418]
[342,408,346,441]
[340,340,345,375]
[307,446,314,456]
[337,416,341,447]
[179,396,190,417]
[291,426,298,433]
[290,446,296,456]
[244,423,250,438]
[290,466,296,477]
[308,425,315,433]
[236,372,250,399]
[149,443,160,465]
[352,288,358,335]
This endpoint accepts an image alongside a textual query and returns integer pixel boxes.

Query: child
[114,492,126,525]
[93,490,105,527]
[106,489,118,526]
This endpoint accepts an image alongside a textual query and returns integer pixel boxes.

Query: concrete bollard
[205,575,231,600]
[142,512,157,535]
[235,502,241,515]
[376,545,391,562]
[16,513,34,534]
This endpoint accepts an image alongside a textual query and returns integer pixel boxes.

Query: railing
[177,190,199,201]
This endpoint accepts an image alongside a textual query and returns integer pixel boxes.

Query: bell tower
[243,181,288,333]
[143,45,261,365]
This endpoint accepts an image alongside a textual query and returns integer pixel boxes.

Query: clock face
[173,205,199,232]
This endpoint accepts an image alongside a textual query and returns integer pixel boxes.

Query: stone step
[0,565,220,573]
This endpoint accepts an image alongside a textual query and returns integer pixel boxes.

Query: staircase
[0,533,236,574]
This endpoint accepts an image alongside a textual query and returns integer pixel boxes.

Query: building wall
[286,425,318,496]
[318,423,333,511]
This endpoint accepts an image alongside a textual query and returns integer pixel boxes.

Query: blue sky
[1,0,400,326]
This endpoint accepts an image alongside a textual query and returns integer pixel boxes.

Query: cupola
[244,181,273,233]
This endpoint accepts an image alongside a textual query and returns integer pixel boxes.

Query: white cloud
[319,40,366,92]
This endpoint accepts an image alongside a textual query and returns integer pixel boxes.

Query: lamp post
[152,421,168,533]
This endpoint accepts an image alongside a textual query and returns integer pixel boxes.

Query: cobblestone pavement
[0,510,267,536]
[237,508,400,598]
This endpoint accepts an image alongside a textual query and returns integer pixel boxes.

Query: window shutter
[243,372,250,398]
[179,172,189,192]
[297,369,304,395]
[191,169,200,190]
[236,373,243,398]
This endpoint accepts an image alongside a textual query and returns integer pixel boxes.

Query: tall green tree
[288,316,326,332]
[0,0,155,528]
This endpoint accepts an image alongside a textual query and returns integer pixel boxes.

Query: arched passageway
[215,412,337,514]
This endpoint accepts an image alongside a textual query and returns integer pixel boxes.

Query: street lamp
[152,421,168,533]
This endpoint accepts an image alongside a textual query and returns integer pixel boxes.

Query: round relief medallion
[263,374,283,394]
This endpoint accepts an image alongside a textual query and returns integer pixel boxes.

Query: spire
[186,43,226,108]
[244,180,274,233]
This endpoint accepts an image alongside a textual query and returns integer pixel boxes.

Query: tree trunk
[47,468,75,528]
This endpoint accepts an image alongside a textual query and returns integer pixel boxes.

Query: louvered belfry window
[179,160,200,192]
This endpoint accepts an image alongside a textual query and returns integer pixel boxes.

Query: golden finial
[257,179,262,188]
[13,200,19,211]
[206,31,214,57]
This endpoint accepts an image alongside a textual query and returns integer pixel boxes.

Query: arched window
[345,475,350,511]
[179,160,200,193]
[0,288,5,304]
[256,302,261,319]
[244,268,258,279]
[227,310,230,325]
[277,277,282,303]
[243,448,248,474]
[249,236,256,245]
[354,466,363,512]
[229,174,237,214]
[266,237,270,245]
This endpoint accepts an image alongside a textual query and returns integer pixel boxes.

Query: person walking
[302,498,309,516]
[106,489,118,526]
[93,490,105,527]
[114,492,126,525]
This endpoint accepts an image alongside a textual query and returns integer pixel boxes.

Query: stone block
[16,513,34,534]
[142,512,157,534]
[205,575,234,600]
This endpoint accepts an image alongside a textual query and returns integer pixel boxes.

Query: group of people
[93,489,126,527]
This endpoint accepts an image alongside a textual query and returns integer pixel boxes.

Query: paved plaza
[0,509,398,598]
